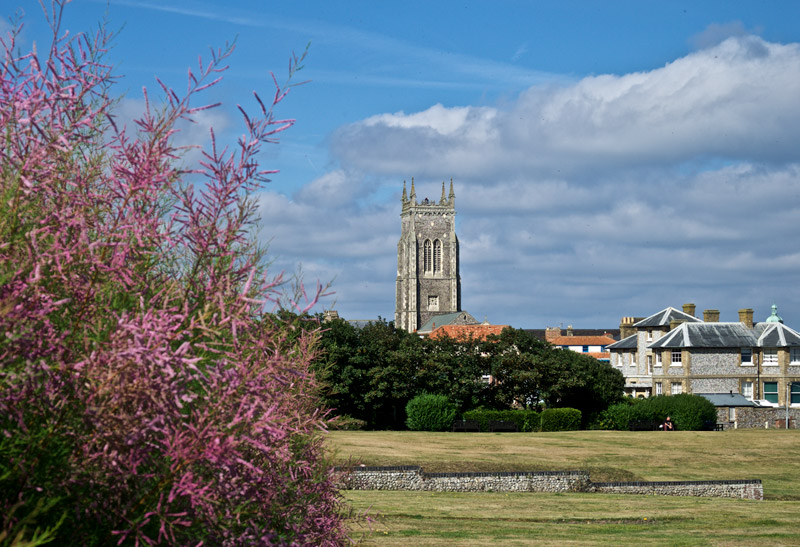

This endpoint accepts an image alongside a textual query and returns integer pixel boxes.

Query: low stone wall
[591,480,763,500]
[339,466,589,493]
[339,466,762,500]
[716,407,800,429]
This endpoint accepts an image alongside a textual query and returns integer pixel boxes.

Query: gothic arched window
[423,239,432,273]
[433,239,442,273]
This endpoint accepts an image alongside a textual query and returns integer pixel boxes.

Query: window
[423,239,432,273]
[656,352,662,367]
[742,381,753,400]
[582,345,589,352]
[671,383,682,395]
[427,295,439,311]
[791,348,800,364]
[791,383,800,405]
[741,348,753,366]
[671,350,682,365]
[655,382,662,395]
[646,330,653,342]
[647,355,653,374]
[764,381,778,404]
[763,348,778,365]
[631,352,637,367]
[433,239,442,273]
[729,407,736,421]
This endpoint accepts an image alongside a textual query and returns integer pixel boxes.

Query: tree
[0,3,348,545]
[482,328,555,409]
[483,328,624,417]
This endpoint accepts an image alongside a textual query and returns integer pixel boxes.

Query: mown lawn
[330,430,800,545]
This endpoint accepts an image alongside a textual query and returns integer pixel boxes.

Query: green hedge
[595,394,716,431]
[462,409,540,432]
[540,408,582,432]
[406,393,458,431]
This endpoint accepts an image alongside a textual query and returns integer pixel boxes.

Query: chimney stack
[566,325,574,337]
[619,317,636,339]
[739,308,754,329]
[670,319,686,331]
[545,327,561,342]
[703,309,720,323]
[682,303,696,317]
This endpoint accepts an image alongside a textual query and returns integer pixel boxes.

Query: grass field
[329,430,800,545]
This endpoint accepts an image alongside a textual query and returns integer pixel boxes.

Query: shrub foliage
[406,393,458,431]
[0,3,348,545]
[597,394,717,431]
[540,408,582,432]
[462,409,541,432]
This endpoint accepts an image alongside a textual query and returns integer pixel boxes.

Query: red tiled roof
[549,335,616,346]
[429,324,509,341]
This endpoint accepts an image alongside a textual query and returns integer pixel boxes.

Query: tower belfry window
[423,239,432,273]
[433,239,442,273]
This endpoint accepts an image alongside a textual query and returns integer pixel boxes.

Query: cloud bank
[261,35,800,328]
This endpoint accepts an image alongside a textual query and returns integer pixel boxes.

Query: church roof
[416,311,478,335]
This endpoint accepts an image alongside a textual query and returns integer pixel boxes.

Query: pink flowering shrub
[0,2,349,545]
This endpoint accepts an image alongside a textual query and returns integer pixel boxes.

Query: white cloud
[258,35,800,328]
[332,36,800,180]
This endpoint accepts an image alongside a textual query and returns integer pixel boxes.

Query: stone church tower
[395,179,462,332]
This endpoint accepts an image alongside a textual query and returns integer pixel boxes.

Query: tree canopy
[314,322,624,429]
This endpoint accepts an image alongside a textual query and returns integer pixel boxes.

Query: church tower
[395,178,461,332]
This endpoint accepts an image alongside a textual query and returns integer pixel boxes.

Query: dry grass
[331,430,800,545]
[329,429,800,497]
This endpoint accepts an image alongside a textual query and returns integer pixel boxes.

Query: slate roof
[416,311,479,335]
[649,321,800,349]
[607,334,638,350]
[755,322,800,347]
[429,324,509,341]
[649,322,757,349]
[632,307,703,328]
[697,393,758,407]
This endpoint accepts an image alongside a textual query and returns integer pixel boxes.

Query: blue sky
[7,0,800,329]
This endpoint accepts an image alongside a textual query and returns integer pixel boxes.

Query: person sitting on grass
[661,416,675,431]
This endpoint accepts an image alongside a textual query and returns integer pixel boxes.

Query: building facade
[609,304,800,409]
[395,179,462,332]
